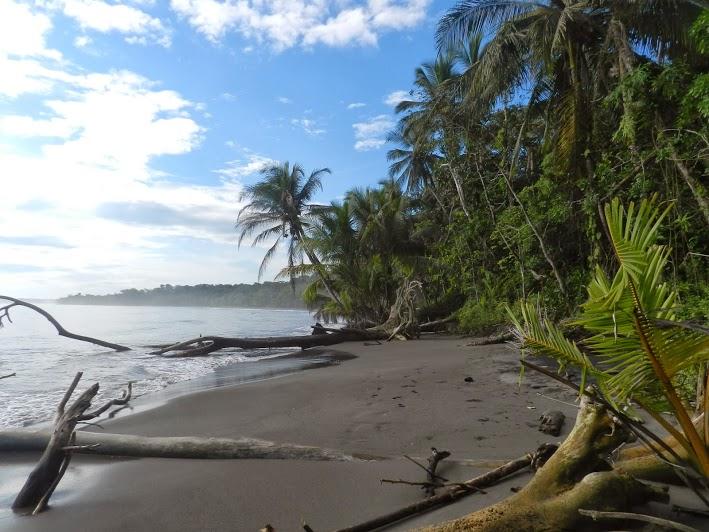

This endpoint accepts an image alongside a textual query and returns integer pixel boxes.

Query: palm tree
[436,0,703,174]
[235,161,343,307]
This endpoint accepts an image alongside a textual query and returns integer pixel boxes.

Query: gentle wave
[0,304,316,427]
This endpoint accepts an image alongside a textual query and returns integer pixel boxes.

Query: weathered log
[466,329,514,346]
[333,451,534,532]
[12,372,128,511]
[419,315,457,333]
[538,409,565,436]
[153,329,388,357]
[0,430,372,462]
[0,296,130,352]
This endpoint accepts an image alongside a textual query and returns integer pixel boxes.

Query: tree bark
[0,296,130,352]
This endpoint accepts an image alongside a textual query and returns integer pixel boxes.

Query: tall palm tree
[235,161,343,307]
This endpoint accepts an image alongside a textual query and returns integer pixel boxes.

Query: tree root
[423,395,675,531]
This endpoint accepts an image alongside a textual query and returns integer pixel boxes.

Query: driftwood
[538,409,565,436]
[419,315,457,333]
[1,372,16,380]
[0,430,370,462]
[153,329,388,357]
[12,372,132,512]
[466,329,514,346]
[333,450,535,532]
[0,296,130,352]
[578,509,700,532]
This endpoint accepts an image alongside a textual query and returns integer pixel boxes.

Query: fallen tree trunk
[153,329,389,357]
[0,430,373,462]
[466,329,514,346]
[0,296,130,352]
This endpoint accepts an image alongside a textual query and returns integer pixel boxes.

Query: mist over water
[0,303,315,428]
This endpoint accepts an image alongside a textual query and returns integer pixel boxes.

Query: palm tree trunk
[296,230,345,309]
[443,163,471,220]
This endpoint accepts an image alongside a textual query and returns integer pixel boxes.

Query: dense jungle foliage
[237,2,709,333]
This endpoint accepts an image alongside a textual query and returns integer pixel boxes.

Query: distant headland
[57,280,308,309]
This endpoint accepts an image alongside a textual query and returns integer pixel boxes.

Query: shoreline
[1,336,701,531]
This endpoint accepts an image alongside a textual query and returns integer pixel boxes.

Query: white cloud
[74,35,92,48]
[277,96,292,104]
[303,7,376,47]
[384,89,409,106]
[215,154,276,178]
[61,0,172,47]
[352,114,394,151]
[169,0,430,50]
[291,117,325,136]
[347,102,366,109]
[0,0,60,59]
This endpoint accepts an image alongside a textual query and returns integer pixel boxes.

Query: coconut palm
[235,161,343,307]
[436,0,703,172]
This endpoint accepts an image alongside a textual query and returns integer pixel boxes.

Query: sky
[0,0,452,298]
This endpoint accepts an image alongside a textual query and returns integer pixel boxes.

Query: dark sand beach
[0,336,701,531]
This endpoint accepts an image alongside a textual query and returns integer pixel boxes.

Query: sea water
[0,303,316,427]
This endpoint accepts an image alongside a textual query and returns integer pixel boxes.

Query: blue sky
[0,0,451,298]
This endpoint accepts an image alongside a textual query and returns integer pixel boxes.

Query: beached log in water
[0,430,370,462]
[0,296,130,352]
[12,372,132,513]
[1,372,16,380]
[153,329,388,357]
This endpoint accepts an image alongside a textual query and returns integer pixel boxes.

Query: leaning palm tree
[235,161,343,308]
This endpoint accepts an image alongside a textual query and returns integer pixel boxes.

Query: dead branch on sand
[0,296,130,352]
[12,372,133,513]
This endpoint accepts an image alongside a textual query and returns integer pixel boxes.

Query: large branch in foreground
[0,296,130,352]
[153,329,388,357]
[0,430,373,462]
[12,372,132,512]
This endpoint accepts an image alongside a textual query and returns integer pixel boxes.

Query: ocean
[0,303,318,428]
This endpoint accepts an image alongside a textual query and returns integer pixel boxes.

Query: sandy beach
[0,336,699,531]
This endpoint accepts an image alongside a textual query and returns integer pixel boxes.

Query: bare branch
[0,296,130,352]
[579,509,700,532]
[78,382,133,421]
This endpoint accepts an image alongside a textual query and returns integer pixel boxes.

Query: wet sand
[0,336,701,531]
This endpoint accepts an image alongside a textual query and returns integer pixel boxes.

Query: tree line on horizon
[237,2,709,332]
[58,280,310,309]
